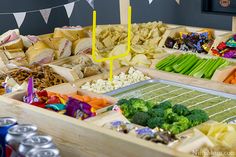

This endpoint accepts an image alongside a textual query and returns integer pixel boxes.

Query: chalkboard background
[0,0,233,35]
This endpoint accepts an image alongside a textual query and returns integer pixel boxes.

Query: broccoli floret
[168,124,183,134]
[148,108,165,117]
[145,101,155,109]
[120,103,137,119]
[172,104,190,116]
[161,123,171,131]
[117,99,130,106]
[147,117,164,129]
[131,112,151,126]
[154,101,172,110]
[187,109,209,127]
[129,98,149,112]
[190,109,208,116]
[168,117,190,135]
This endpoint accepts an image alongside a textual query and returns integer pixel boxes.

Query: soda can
[26,148,60,157]
[18,135,56,156]
[5,124,37,157]
[0,117,17,157]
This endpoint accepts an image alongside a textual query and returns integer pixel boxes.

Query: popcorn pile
[81,67,150,93]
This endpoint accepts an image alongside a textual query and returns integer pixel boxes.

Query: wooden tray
[48,55,105,82]
[211,65,236,82]
[74,66,236,95]
[158,26,231,60]
[1,91,192,157]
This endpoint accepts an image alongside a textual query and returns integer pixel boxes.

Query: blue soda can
[0,117,17,157]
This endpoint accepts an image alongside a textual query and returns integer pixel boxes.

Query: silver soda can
[0,117,17,157]
[18,135,56,156]
[26,148,60,157]
[5,124,37,157]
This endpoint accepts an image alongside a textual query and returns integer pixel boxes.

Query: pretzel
[7,65,68,90]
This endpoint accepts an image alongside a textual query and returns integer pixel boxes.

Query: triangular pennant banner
[13,12,26,28]
[64,2,75,18]
[148,0,154,4]
[176,0,180,5]
[40,8,51,24]
[86,0,94,9]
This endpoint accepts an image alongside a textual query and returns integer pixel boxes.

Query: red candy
[211,48,221,56]
[217,42,227,51]
[31,102,46,108]
[46,96,61,104]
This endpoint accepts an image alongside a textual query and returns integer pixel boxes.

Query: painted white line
[203,99,231,110]
[188,96,219,108]
[136,85,171,98]
[115,83,162,99]
[221,116,236,123]
[178,93,208,104]
[146,88,183,101]
[164,90,194,101]
[210,106,236,118]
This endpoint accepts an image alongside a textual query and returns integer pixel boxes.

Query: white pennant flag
[176,0,180,5]
[40,8,52,24]
[86,0,94,9]
[148,0,154,4]
[64,2,75,18]
[13,12,26,28]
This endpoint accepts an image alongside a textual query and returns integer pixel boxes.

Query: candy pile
[165,29,214,54]
[211,34,236,59]
[23,78,97,120]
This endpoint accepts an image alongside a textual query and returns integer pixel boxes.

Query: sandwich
[21,35,39,48]
[26,41,54,65]
[0,29,24,50]
[53,26,88,42]
[4,48,25,60]
[72,37,92,55]
[42,37,72,59]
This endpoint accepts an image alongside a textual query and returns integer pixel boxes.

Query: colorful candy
[165,30,214,54]
[211,34,236,59]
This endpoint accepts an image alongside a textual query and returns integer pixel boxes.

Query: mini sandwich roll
[4,48,25,60]
[26,41,54,65]
[0,29,24,50]
[53,27,88,42]
[72,37,92,55]
[42,37,72,59]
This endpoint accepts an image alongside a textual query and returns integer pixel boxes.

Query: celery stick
[203,59,218,78]
[206,59,229,79]
[193,59,214,78]
[189,59,207,76]
[170,54,187,67]
[159,54,184,70]
[185,59,203,75]
[155,55,176,69]
[173,54,195,73]
[180,56,199,75]
[163,54,185,71]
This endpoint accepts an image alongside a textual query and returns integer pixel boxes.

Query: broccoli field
[112,82,236,123]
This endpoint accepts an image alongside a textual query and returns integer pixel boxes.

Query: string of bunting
[0,0,181,28]
[0,0,95,28]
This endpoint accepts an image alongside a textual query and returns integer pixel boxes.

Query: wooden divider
[0,96,192,157]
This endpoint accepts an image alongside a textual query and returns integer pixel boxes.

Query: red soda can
[18,135,56,157]
[0,117,17,157]
[5,124,37,157]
